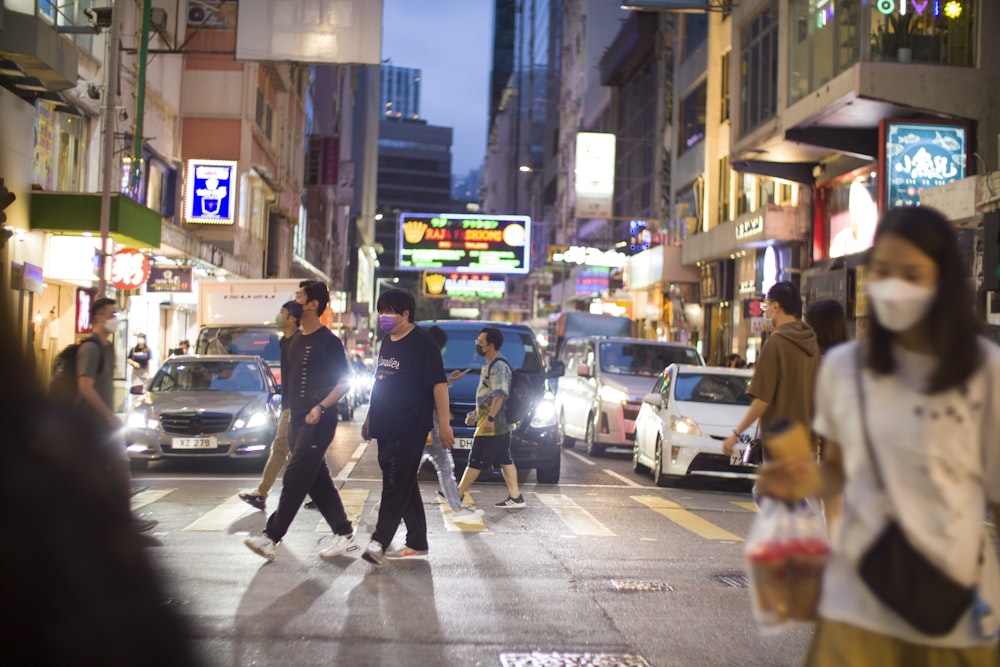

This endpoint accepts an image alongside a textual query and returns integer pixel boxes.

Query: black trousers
[371,432,429,551]
[264,411,351,542]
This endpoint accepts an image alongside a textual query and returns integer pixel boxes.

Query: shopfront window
[870,1,976,66]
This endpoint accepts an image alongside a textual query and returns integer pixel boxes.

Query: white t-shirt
[813,339,1000,647]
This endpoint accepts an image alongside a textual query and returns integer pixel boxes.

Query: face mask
[104,317,120,334]
[475,344,486,357]
[866,278,937,332]
[379,315,398,334]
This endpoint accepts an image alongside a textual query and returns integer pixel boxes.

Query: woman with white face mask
[756,207,1000,666]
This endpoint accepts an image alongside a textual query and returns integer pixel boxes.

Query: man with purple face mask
[361,288,454,565]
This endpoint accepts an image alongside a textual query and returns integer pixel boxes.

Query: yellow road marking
[317,488,370,532]
[183,494,255,531]
[633,495,743,541]
[731,501,758,512]
[536,493,615,536]
[130,488,175,510]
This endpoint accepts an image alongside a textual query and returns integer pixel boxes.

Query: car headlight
[598,385,628,403]
[670,416,702,437]
[529,397,557,428]
[233,411,270,430]
[127,412,157,430]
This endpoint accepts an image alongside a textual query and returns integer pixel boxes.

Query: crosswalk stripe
[131,488,175,510]
[731,501,758,512]
[440,493,488,532]
[632,495,743,541]
[535,493,615,536]
[183,494,255,531]
[317,488,370,533]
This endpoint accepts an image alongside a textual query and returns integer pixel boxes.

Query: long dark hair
[805,300,849,355]
[866,207,980,392]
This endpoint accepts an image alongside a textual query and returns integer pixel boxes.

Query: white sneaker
[451,507,485,524]
[362,540,385,566]
[319,532,358,558]
[244,535,277,561]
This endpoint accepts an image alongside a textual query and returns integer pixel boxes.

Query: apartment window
[255,89,264,126]
[736,172,754,217]
[678,81,707,155]
[265,105,273,140]
[739,2,778,136]
[720,51,731,123]
[682,14,708,61]
[717,156,731,224]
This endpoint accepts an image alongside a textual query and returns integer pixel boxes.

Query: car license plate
[454,438,474,450]
[172,437,217,449]
[729,446,745,466]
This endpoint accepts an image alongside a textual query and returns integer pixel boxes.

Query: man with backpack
[76,297,157,533]
[456,326,525,508]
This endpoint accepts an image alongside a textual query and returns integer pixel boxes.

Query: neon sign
[875,0,959,17]
[397,213,530,274]
[881,120,968,209]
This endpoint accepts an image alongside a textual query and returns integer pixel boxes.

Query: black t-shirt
[278,330,299,409]
[368,326,446,441]
[284,327,349,420]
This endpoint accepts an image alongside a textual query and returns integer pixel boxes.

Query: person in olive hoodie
[723,281,821,458]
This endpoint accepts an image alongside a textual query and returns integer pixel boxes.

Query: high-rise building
[380,64,422,121]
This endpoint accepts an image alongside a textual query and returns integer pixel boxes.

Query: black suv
[418,320,565,484]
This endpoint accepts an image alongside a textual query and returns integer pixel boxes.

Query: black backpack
[51,339,102,402]
[487,357,544,425]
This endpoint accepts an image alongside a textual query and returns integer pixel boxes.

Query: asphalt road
[133,406,813,667]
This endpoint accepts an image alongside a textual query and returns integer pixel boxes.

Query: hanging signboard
[147,266,193,293]
[184,159,237,224]
[398,213,530,274]
[879,118,970,211]
[111,248,150,291]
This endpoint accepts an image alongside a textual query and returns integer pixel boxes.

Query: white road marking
[350,441,368,460]
[183,494,256,531]
[535,493,615,536]
[130,488,176,509]
[564,450,596,466]
[333,461,357,481]
[601,469,642,487]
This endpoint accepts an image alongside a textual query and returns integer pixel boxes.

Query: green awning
[29,192,162,248]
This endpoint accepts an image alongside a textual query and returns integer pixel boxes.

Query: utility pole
[97,0,121,297]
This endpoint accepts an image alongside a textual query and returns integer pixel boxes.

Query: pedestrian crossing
[131,485,755,543]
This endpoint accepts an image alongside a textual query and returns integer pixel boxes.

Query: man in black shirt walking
[361,288,454,565]
[245,281,356,561]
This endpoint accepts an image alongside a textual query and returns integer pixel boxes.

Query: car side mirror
[129,384,145,395]
[546,359,565,379]
[577,363,592,378]
[642,392,661,407]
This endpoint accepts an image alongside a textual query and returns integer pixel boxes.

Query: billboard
[397,213,530,275]
[184,160,237,224]
[880,119,969,211]
[235,0,382,65]
[574,132,615,219]
[423,272,506,300]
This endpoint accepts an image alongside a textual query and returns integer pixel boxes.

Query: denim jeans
[264,411,352,542]
[423,412,463,511]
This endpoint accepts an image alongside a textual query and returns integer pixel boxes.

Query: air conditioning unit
[187,1,226,28]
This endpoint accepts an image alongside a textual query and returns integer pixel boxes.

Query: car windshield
[599,342,701,376]
[436,328,542,371]
[674,373,752,405]
[195,326,282,365]
[151,360,265,393]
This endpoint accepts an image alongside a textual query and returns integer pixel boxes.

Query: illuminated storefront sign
[424,272,506,299]
[398,213,530,274]
[735,214,764,240]
[147,266,193,293]
[576,270,610,295]
[111,248,150,291]
[185,159,237,224]
[551,245,628,268]
[880,119,968,210]
[875,0,961,18]
[575,132,616,219]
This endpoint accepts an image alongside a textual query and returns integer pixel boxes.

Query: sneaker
[361,541,385,566]
[304,500,317,510]
[319,532,358,558]
[385,546,429,560]
[132,517,159,533]
[450,507,485,524]
[244,535,277,561]
[495,495,526,508]
[238,490,266,511]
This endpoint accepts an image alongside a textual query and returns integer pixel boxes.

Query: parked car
[416,320,565,483]
[555,337,704,457]
[124,355,280,469]
[632,364,758,486]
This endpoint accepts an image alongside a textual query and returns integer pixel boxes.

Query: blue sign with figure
[185,159,237,224]
[883,121,967,209]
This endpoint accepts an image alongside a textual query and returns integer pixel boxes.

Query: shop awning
[29,192,162,248]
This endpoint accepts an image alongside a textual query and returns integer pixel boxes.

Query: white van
[555,337,704,457]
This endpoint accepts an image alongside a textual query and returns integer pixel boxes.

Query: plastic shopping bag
[744,498,830,634]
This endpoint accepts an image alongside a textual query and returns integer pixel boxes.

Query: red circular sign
[111,248,150,290]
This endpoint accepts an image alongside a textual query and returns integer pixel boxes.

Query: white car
[633,364,757,486]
